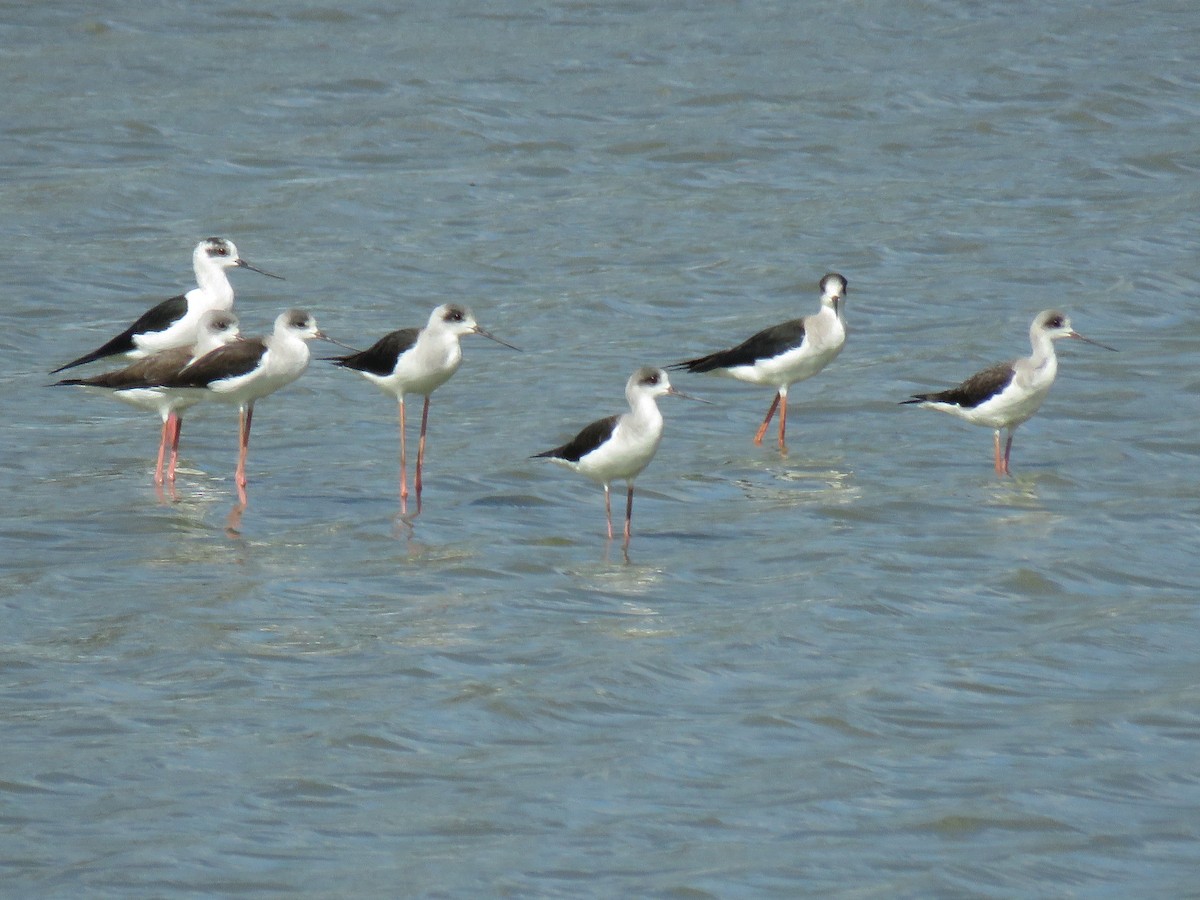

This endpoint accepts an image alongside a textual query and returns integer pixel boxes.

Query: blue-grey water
[4,1,1199,896]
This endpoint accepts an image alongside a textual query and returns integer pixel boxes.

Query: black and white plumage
[50,237,282,374]
[902,309,1116,475]
[534,367,703,546]
[53,309,242,486]
[330,303,520,513]
[144,309,328,494]
[670,272,847,452]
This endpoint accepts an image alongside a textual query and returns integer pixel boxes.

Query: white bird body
[535,367,702,545]
[903,308,1116,475]
[147,309,327,492]
[54,309,242,484]
[51,237,281,373]
[332,303,520,514]
[672,272,847,450]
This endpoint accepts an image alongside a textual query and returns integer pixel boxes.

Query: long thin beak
[237,259,285,280]
[474,326,522,352]
[1069,331,1118,352]
[668,386,713,404]
[316,332,361,352]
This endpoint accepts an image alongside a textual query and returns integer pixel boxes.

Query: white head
[1031,309,1116,351]
[275,308,324,342]
[427,303,479,338]
[627,366,672,401]
[625,366,708,405]
[194,236,283,279]
[427,303,522,350]
[819,272,848,313]
[193,309,241,354]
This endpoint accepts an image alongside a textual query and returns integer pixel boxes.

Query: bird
[53,309,242,486]
[50,237,282,374]
[533,366,705,546]
[142,309,331,494]
[670,272,848,452]
[328,303,521,514]
[901,308,1116,476]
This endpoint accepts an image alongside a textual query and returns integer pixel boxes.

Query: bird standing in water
[53,309,242,486]
[329,303,520,515]
[902,309,1116,475]
[144,309,333,497]
[670,272,847,453]
[534,367,705,547]
[51,237,281,373]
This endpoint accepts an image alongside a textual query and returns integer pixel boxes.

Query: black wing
[152,339,268,389]
[53,346,194,390]
[903,361,1016,409]
[328,327,420,376]
[50,294,189,374]
[533,414,620,463]
[671,318,807,373]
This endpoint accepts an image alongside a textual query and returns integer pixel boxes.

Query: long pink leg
[603,484,614,540]
[1002,432,1014,476]
[623,484,635,547]
[398,400,408,513]
[414,395,431,511]
[993,431,1005,476]
[236,403,254,489]
[753,393,782,445]
[154,416,170,485]
[778,392,789,451]
[166,414,183,483]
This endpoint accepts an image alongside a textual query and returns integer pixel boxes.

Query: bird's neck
[193,264,234,306]
[817,299,842,325]
[625,394,664,433]
[1028,333,1058,372]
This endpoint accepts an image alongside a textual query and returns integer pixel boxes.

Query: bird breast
[397,339,463,395]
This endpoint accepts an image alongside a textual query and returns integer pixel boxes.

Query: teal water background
[3,1,1199,895]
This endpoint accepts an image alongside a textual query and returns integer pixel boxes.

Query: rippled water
[4,1,1200,895]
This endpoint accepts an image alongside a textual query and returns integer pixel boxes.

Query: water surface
[3,1,1199,895]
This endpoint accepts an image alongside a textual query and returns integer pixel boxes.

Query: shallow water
[4,0,1200,895]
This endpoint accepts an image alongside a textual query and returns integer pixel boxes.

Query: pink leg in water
[623,483,635,547]
[236,403,254,489]
[414,395,431,513]
[753,392,782,446]
[777,392,789,452]
[154,416,171,485]
[398,400,408,514]
[166,413,183,483]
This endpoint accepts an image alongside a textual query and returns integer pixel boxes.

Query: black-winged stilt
[534,366,705,547]
[51,237,281,374]
[902,309,1116,475]
[329,303,520,514]
[53,309,242,486]
[670,272,847,453]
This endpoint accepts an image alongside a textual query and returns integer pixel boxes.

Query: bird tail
[667,352,727,374]
[50,348,110,375]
